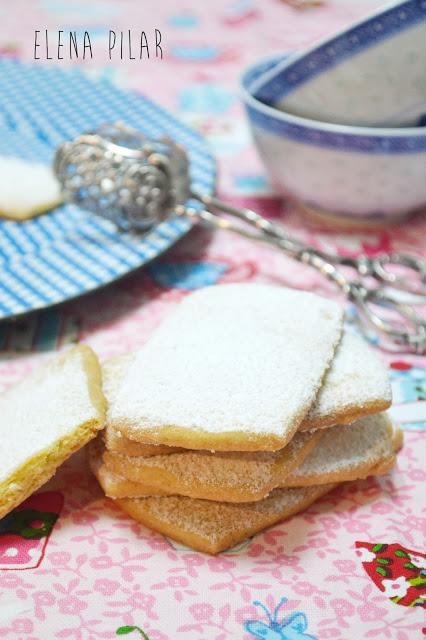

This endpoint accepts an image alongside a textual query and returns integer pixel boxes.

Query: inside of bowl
[241,53,294,94]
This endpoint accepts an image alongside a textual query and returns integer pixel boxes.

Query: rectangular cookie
[284,413,402,486]
[301,331,392,430]
[88,439,168,498]
[108,284,343,451]
[101,354,182,456]
[92,415,401,501]
[116,484,337,554]
[0,346,106,519]
[103,329,391,456]
[93,429,322,502]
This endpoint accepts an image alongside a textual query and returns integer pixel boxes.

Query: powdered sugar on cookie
[0,346,106,518]
[302,331,392,430]
[109,284,343,450]
[0,156,61,220]
[286,412,397,485]
[116,484,336,554]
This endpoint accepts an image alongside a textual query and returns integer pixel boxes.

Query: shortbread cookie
[101,430,323,502]
[88,439,167,498]
[0,346,106,519]
[102,353,131,405]
[0,156,61,220]
[301,331,392,430]
[105,430,181,457]
[108,284,343,451]
[94,416,402,501]
[284,413,401,487]
[102,355,182,456]
[103,329,390,456]
[116,484,336,554]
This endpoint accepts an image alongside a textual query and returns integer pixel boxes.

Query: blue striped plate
[0,60,216,320]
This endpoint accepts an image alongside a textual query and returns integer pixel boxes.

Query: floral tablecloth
[0,1,425,639]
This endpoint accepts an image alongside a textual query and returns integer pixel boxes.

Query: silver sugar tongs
[54,122,426,354]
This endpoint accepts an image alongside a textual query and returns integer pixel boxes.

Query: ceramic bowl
[241,55,426,227]
[250,0,426,127]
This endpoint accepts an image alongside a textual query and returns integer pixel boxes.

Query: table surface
[0,1,425,639]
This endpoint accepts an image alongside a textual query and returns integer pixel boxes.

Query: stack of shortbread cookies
[0,284,401,554]
[89,284,401,554]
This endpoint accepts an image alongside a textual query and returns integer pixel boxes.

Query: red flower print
[382,576,410,598]
[356,541,426,607]
[0,492,63,570]
[0,533,40,566]
[355,547,375,563]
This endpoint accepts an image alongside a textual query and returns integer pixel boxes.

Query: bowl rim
[249,0,424,105]
[241,53,426,140]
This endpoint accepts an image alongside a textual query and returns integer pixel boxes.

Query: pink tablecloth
[0,1,425,638]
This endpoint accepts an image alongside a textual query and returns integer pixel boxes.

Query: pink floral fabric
[0,447,424,639]
[0,1,425,638]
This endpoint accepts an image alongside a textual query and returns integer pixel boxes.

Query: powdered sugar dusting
[305,331,392,427]
[0,347,103,482]
[109,284,343,440]
[290,413,394,479]
[123,484,336,544]
[0,156,61,219]
[104,430,315,496]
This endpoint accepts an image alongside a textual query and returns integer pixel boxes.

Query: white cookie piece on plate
[0,156,61,220]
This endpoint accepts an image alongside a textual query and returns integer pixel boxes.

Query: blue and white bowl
[242,55,426,226]
[250,0,426,127]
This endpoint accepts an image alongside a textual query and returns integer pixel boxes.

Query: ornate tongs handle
[318,252,426,297]
[54,122,426,354]
[185,196,426,354]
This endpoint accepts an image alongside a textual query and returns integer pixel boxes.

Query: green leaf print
[116,626,151,639]
[394,549,410,558]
